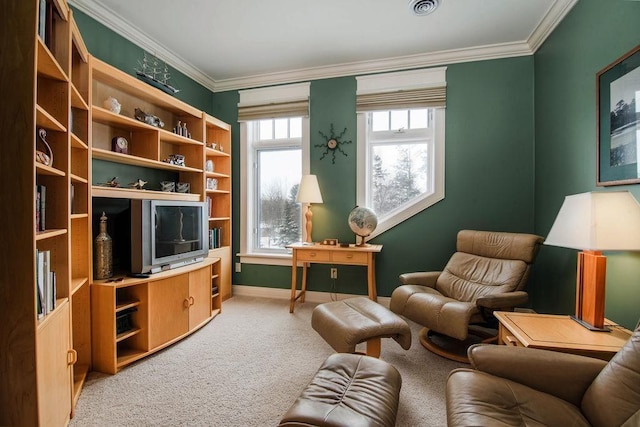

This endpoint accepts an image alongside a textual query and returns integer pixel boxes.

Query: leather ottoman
[311,297,411,358]
[279,353,402,427]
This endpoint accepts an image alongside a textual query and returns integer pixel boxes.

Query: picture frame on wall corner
[596,45,640,186]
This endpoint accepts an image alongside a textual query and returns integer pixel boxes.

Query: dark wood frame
[596,45,640,186]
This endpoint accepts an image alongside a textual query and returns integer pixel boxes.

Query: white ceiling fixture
[68,0,578,92]
[409,0,440,16]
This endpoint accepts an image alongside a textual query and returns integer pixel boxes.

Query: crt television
[130,199,208,274]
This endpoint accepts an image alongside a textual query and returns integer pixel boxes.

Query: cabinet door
[148,276,189,348]
[189,266,212,329]
[37,301,72,426]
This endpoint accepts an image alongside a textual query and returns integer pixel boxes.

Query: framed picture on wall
[597,45,640,186]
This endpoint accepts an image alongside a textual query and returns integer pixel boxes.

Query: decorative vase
[94,212,113,279]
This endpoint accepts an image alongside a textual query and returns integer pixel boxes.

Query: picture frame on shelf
[596,45,640,186]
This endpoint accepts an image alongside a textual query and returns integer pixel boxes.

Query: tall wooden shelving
[1,0,91,424]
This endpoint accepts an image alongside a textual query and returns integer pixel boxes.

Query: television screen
[154,204,204,259]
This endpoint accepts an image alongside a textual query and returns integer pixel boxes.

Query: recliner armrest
[468,344,607,407]
[398,271,441,287]
[476,291,528,309]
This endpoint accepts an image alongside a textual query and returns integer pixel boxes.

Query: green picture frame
[597,45,640,186]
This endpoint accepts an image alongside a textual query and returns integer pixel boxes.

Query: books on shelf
[209,227,222,249]
[35,184,46,232]
[35,249,56,319]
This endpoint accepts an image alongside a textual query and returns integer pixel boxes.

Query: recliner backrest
[581,325,640,427]
[435,230,544,302]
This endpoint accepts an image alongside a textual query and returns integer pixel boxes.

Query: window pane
[390,110,408,131]
[274,118,288,139]
[256,149,302,249]
[372,111,389,132]
[259,120,273,140]
[370,143,429,217]
[290,117,302,138]
[410,109,428,129]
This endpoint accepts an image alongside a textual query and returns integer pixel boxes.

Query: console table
[287,243,383,313]
[495,311,632,361]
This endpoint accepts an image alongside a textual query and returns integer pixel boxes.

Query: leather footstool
[311,297,411,357]
[278,353,402,427]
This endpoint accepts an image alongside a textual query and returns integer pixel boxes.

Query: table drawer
[297,250,331,262]
[331,251,368,264]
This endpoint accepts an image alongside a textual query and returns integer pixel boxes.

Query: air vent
[408,0,440,16]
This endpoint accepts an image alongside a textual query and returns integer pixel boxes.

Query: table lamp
[544,191,640,331]
[296,175,323,243]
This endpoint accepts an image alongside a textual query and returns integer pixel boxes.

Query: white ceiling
[69,0,577,92]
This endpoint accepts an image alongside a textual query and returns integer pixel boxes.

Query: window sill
[237,252,293,266]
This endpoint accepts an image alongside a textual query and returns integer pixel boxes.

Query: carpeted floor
[70,295,464,426]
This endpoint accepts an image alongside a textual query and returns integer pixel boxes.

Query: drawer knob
[67,349,77,366]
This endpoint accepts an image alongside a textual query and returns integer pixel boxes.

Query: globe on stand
[348,206,378,246]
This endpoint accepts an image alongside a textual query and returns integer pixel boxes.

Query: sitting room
[1,1,639,426]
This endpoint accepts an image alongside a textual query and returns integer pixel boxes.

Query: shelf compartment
[70,132,88,149]
[35,228,68,241]
[92,57,202,119]
[116,347,148,369]
[71,84,89,111]
[116,327,141,343]
[205,171,230,179]
[72,364,89,407]
[70,277,88,295]
[92,148,203,173]
[36,162,66,177]
[36,38,68,82]
[205,147,231,158]
[92,185,201,201]
[36,105,67,132]
[116,300,141,313]
[70,173,88,184]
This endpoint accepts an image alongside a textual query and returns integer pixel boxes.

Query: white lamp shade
[545,191,640,251]
[296,175,323,204]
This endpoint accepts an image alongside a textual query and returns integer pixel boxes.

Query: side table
[286,243,382,313]
[495,311,632,361]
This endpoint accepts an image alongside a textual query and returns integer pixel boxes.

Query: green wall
[216,57,537,297]
[533,0,640,329]
[73,1,640,329]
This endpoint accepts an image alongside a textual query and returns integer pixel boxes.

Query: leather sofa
[446,324,640,426]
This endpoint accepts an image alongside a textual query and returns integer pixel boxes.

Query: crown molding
[69,0,577,94]
[527,0,578,52]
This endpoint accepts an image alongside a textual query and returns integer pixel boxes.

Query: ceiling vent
[408,0,440,16]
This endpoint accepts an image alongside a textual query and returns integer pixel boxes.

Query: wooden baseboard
[231,284,391,307]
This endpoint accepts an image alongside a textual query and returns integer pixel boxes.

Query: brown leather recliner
[446,324,640,426]
[390,230,544,362]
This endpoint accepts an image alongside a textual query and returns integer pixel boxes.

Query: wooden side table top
[495,311,632,356]
[286,242,383,253]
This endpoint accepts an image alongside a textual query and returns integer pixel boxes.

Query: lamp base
[570,315,610,332]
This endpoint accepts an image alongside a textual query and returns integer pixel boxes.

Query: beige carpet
[70,295,464,426]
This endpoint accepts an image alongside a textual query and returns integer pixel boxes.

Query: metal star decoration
[315,124,352,164]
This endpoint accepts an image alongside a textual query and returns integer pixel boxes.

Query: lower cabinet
[37,300,73,426]
[91,259,219,374]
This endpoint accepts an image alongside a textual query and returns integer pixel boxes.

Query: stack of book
[35,249,56,319]
[209,227,222,249]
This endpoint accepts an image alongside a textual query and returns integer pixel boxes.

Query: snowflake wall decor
[315,124,352,164]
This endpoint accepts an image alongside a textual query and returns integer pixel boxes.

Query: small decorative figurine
[103,96,121,114]
[134,108,164,128]
[129,179,148,190]
[36,128,53,166]
[100,177,120,187]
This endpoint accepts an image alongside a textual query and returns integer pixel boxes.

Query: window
[239,83,310,264]
[356,68,446,238]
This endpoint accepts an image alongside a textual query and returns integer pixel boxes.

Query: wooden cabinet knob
[67,349,77,366]
[183,298,190,308]
[189,296,195,306]
[505,335,518,346]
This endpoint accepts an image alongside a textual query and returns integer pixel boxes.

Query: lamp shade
[544,191,640,251]
[296,175,323,204]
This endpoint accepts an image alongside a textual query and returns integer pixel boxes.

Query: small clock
[111,136,128,154]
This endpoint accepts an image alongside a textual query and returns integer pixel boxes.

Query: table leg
[301,262,308,303]
[367,254,378,301]
[289,250,298,313]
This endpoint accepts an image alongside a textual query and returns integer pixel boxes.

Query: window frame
[239,116,310,266]
[355,68,446,241]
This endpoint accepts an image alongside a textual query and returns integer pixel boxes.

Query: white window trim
[356,68,446,240]
[237,83,311,266]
